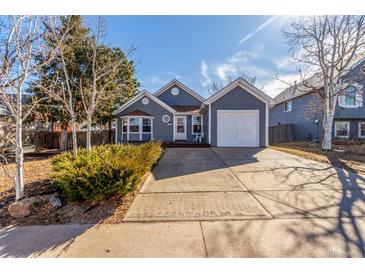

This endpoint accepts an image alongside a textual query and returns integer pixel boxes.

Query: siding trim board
[359,122,365,138]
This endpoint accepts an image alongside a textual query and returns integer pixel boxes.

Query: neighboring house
[270,60,365,141]
[114,78,273,147]
[0,100,9,117]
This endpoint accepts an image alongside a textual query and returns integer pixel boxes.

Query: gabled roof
[121,110,153,117]
[205,77,274,105]
[0,101,9,117]
[273,56,365,105]
[154,79,205,103]
[273,73,323,105]
[113,90,176,115]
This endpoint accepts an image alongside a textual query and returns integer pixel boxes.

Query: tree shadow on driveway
[0,224,92,258]
[297,158,365,257]
[200,150,365,257]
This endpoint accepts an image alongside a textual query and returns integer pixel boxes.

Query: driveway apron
[124,148,271,221]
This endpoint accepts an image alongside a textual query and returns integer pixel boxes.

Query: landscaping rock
[22,197,39,206]
[8,201,31,218]
[48,196,62,209]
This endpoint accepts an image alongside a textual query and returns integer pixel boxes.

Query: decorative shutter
[356,89,363,107]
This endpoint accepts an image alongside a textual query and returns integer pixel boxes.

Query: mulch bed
[0,183,138,226]
[0,157,142,226]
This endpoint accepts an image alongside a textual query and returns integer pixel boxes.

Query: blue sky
[101,16,298,98]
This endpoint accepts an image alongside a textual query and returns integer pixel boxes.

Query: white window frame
[284,100,292,112]
[358,122,365,138]
[334,121,350,139]
[343,86,357,108]
[191,115,203,135]
[121,116,154,141]
[129,117,140,133]
[142,118,152,133]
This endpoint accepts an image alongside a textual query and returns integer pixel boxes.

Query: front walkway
[1,148,365,257]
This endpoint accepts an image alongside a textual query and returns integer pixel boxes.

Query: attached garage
[203,78,274,147]
[217,110,259,147]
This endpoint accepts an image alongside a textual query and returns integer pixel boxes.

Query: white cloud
[141,72,182,91]
[261,73,300,98]
[150,75,166,85]
[272,56,296,70]
[239,16,279,45]
[201,60,212,87]
[216,63,237,81]
[215,50,272,80]
[200,49,275,92]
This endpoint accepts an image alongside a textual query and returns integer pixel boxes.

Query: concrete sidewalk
[1,218,365,257]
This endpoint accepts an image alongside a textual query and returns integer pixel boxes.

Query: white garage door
[217,110,259,147]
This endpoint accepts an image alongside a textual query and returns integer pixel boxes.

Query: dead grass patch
[270,141,365,173]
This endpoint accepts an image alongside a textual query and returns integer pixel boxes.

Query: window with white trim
[192,115,202,134]
[284,100,292,112]
[122,117,153,141]
[122,117,128,133]
[344,86,357,107]
[142,118,151,133]
[359,122,365,138]
[335,121,350,138]
[129,118,140,133]
[339,85,363,108]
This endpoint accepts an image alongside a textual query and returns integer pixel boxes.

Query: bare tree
[81,17,134,152]
[208,72,256,94]
[0,16,60,200]
[284,16,365,150]
[34,17,80,155]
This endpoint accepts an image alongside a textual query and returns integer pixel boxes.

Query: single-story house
[113,78,274,147]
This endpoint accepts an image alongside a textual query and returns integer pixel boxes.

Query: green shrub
[51,142,162,202]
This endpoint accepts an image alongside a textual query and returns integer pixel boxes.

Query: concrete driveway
[2,147,365,257]
[124,147,365,222]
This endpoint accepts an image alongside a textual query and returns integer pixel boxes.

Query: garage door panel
[217,110,259,147]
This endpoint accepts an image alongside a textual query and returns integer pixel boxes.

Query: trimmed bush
[51,142,162,202]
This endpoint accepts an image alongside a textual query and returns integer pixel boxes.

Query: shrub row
[51,142,162,202]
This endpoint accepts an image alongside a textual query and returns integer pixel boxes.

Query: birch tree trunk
[322,102,334,150]
[15,108,24,201]
[322,92,338,150]
[71,113,78,156]
[59,125,68,151]
[86,113,92,152]
[0,16,61,201]
[283,16,365,151]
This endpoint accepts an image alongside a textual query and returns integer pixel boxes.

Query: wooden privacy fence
[31,129,115,149]
[269,124,294,144]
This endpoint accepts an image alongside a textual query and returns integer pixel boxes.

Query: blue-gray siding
[270,59,365,141]
[116,96,174,142]
[336,62,365,119]
[156,84,202,106]
[210,86,267,147]
[270,92,323,141]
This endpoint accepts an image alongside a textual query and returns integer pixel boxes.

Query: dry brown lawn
[0,159,52,193]
[270,141,365,174]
